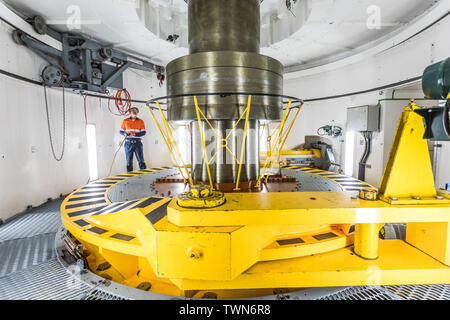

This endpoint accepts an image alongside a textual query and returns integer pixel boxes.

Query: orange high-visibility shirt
[120,117,146,140]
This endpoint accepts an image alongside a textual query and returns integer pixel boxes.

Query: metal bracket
[414,106,450,141]
[12,15,164,93]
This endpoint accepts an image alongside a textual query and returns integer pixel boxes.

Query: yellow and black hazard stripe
[61,167,175,243]
[64,196,171,242]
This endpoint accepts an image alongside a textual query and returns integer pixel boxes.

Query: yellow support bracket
[155,101,193,185]
[277,109,292,144]
[257,99,292,186]
[263,101,303,184]
[234,95,252,191]
[194,96,214,189]
[279,103,303,151]
[147,105,189,184]
[225,103,251,140]
[195,99,240,165]
[256,115,288,187]
[378,106,449,205]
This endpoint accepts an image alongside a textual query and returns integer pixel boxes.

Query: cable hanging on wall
[43,86,66,161]
[106,89,132,116]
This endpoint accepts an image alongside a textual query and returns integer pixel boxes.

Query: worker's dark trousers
[124,140,147,172]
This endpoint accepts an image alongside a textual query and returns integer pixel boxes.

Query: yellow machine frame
[60,102,450,298]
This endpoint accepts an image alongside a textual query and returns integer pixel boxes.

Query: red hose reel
[107,89,132,116]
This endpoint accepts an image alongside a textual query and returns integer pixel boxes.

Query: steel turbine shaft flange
[167,0,284,122]
[166,51,284,121]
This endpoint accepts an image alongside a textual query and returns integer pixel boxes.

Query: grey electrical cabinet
[346,105,380,132]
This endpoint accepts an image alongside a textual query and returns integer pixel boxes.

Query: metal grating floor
[0,259,125,300]
[0,200,125,300]
[320,284,450,300]
[0,233,56,277]
[319,286,401,300]
[0,201,62,241]
[384,284,450,300]
[0,199,448,300]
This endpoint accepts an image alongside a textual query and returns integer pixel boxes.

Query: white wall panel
[282,15,450,188]
[0,20,169,221]
[1,9,450,221]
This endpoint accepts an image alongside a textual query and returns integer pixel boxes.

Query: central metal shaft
[188,0,260,54]
[167,0,283,186]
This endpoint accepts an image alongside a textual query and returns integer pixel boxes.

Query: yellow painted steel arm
[260,99,293,185]
[155,100,193,185]
[235,95,252,190]
[147,105,187,183]
[279,103,303,151]
[195,104,221,139]
[256,101,292,187]
[278,108,292,145]
[195,97,240,165]
[194,96,214,189]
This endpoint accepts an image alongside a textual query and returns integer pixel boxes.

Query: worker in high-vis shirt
[120,107,147,172]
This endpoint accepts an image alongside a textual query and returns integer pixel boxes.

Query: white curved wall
[0,19,171,222]
[1,6,449,222]
[283,14,450,189]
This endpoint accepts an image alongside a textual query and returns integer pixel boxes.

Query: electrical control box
[346,105,380,132]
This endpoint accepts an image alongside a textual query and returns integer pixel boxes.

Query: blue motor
[422,58,450,100]
[416,58,450,140]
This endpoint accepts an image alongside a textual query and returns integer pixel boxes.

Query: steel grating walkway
[0,200,125,300]
[0,199,449,300]
[319,284,450,300]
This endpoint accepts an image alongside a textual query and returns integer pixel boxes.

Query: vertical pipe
[188,0,260,54]
[354,223,379,260]
[358,131,372,182]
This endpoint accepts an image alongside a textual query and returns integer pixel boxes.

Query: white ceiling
[137,0,311,49]
[2,0,446,72]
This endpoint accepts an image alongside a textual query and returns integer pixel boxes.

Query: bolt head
[188,248,202,259]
